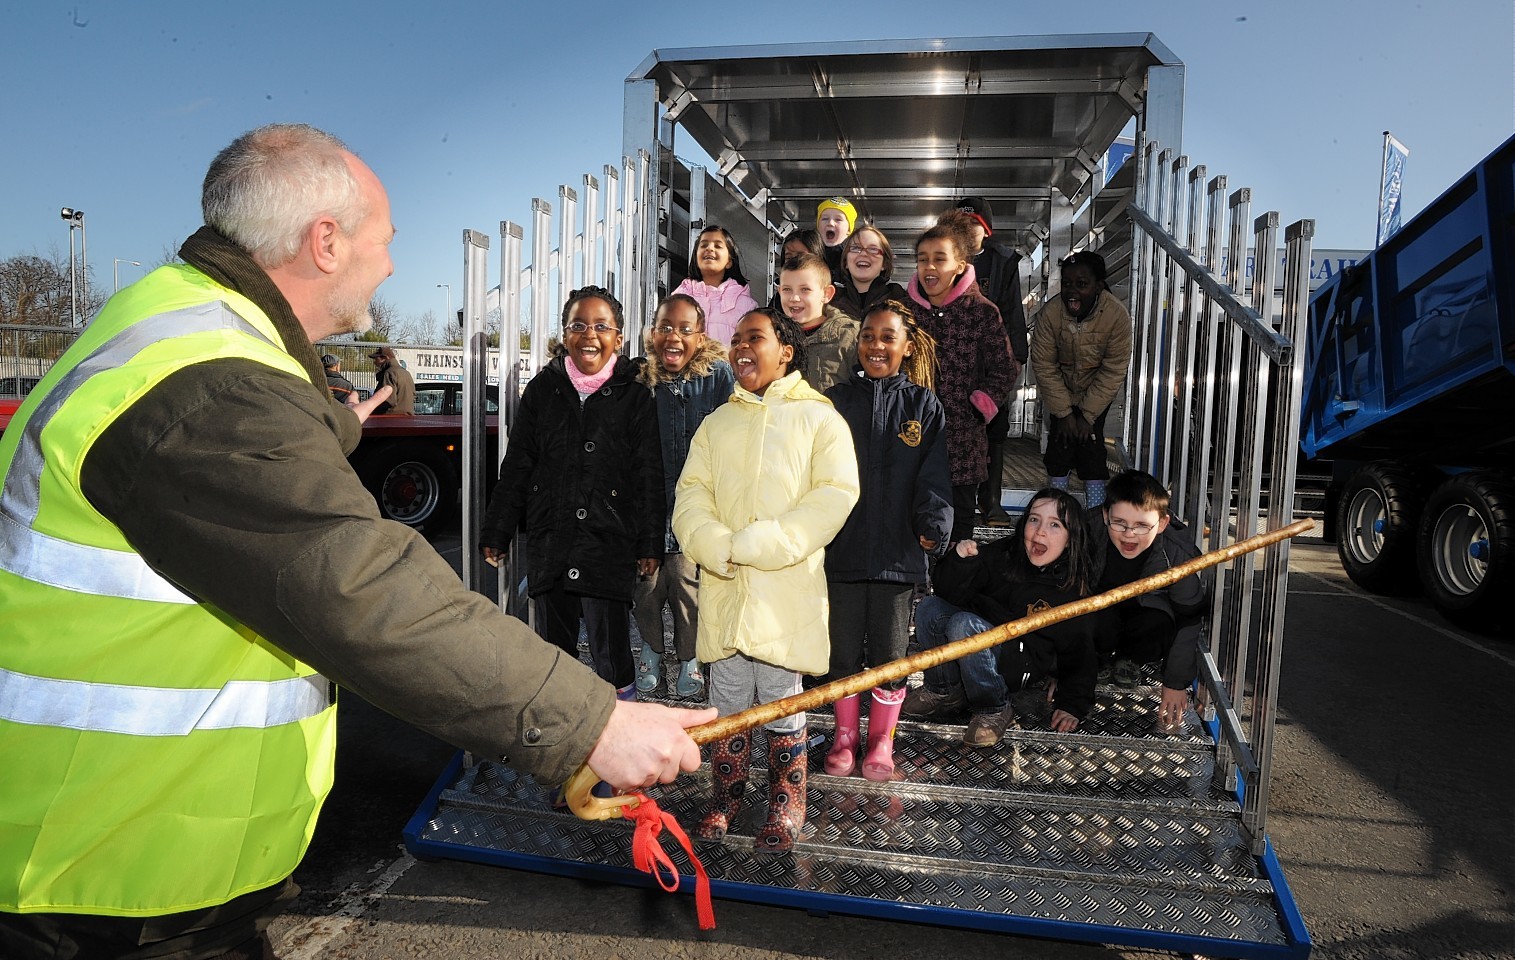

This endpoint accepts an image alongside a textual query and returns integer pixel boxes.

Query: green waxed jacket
[0,228,611,916]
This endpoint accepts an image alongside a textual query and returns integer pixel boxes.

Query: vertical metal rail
[1187,175,1228,538]
[1171,163,1207,520]
[1246,218,1313,852]
[1226,211,1279,723]
[459,229,492,595]
[618,155,639,337]
[498,221,526,620]
[1139,147,1174,472]
[582,174,601,290]
[1212,187,1251,708]
[1156,153,1189,485]
[602,164,621,292]
[631,149,657,346]
[558,185,580,302]
[1127,141,1159,468]
[530,199,554,380]
[1121,134,1148,459]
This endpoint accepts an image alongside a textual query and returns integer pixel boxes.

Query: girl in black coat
[830,226,909,324]
[912,487,1099,736]
[479,286,664,696]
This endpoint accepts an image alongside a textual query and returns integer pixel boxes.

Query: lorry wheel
[1417,472,1515,634]
[360,443,459,534]
[1336,461,1425,594]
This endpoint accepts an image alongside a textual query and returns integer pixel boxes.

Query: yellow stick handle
[566,517,1314,820]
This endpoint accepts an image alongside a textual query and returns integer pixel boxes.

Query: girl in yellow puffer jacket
[672,308,860,853]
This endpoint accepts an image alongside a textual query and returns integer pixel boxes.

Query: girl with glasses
[479,286,664,703]
[831,225,909,326]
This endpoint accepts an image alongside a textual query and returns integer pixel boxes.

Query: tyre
[359,442,459,535]
[1336,461,1425,594]
[1416,471,1515,634]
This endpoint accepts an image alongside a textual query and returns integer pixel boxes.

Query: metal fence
[1122,137,1313,854]
[0,324,80,398]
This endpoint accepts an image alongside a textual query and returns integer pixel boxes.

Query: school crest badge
[897,420,923,447]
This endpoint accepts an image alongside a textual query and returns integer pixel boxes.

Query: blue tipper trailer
[1302,133,1514,634]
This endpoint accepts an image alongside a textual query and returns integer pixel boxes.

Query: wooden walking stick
[564,517,1315,820]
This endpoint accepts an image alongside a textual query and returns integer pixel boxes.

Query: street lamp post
[60,207,86,325]
[437,283,452,329]
[114,259,142,294]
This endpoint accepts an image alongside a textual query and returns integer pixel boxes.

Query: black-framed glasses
[1106,518,1156,536]
[565,321,620,334]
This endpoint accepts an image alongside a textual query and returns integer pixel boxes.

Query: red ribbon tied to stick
[622,793,716,930]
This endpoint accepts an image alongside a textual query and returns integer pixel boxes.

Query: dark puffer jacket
[823,368,953,584]
[1089,511,1209,691]
[907,266,1014,486]
[831,279,909,325]
[932,537,1098,719]
[637,336,735,554]
[479,352,663,602]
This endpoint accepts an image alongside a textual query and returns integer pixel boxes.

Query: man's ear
[308,216,343,275]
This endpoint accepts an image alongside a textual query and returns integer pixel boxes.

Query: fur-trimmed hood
[637,334,730,391]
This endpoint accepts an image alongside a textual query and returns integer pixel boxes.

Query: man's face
[1103,502,1169,559]
[327,153,395,335]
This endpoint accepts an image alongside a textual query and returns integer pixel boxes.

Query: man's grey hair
[202,123,367,268]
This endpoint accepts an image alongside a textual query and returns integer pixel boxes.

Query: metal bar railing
[1246,218,1314,850]
[497,221,526,621]
[1124,139,1314,853]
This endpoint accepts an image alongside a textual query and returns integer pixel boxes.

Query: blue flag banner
[1377,133,1409,246]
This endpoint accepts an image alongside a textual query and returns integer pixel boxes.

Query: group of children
[474,199,1193,853]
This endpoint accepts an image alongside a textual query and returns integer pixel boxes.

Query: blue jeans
[913,595,1008,712]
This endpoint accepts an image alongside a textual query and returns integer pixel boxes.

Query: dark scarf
[178,226,329,391]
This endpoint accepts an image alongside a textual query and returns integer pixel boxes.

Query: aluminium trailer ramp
[404,673,1310,959]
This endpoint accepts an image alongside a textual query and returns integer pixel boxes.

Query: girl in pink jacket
[674,225,759,347]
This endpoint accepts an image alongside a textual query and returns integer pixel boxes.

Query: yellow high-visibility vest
[0,264,337,916]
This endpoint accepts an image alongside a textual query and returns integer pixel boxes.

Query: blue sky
[2,1,1509,323]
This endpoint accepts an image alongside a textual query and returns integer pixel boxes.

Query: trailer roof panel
[631,34,1178,251]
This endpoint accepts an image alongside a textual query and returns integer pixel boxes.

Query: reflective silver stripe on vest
[0,666,332,735]
[0,299,277,603]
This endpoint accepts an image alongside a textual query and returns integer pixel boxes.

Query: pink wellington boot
[861,686,906,782]
[825,694,861,776]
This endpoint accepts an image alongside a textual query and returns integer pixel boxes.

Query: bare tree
[0,253,71,325]
[365,294,400,342]
[393,308,438,346]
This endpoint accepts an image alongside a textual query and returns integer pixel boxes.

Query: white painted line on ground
[278,851,417,960]
[1295,570,1515,669]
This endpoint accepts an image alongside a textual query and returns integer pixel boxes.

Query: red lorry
[0,397,484,536]
[351,409,496,535]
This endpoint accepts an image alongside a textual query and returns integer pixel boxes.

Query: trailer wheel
[1336,461,1425,594]
[360,443,458,535]
[1417,472,1515,634]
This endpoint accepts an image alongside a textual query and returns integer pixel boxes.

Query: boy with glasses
[1093,471,1209,731]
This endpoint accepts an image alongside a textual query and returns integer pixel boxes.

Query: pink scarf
[565,352,618,397]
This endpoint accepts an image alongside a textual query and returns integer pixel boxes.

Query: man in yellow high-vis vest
[0,124,714,960]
